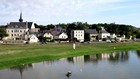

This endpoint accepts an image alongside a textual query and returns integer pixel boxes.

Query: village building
[58,32,68,39]
[29,34,39,43]
[5,12,39,43]
[110,33,117,38]
[98,27,110,39]
[71,30,84,42]
[43,31,53,40]
[42,26,68,42]
[48,26,67,40]
[85,29,98,41]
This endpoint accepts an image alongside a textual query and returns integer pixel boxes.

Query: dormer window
[15,25,18,28]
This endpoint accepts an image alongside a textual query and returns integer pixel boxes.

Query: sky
[0,0,140,27]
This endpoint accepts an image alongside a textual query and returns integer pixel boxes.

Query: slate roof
[85,29,98,34]
[50,26,66,36]
[41,26,67,39]
[100,27,109,33]
[100,30,109,33]
[7,22,33,29]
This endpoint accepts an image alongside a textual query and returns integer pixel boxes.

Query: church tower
[19,12,23,22]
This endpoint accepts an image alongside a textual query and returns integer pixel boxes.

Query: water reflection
[0,50,140,79]
[137,50,140,58]
[10,64,33,79]
[67,51,129,64]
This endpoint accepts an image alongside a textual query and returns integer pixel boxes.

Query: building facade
[6,12,39,41]
[71,30,84,42]
[85,29,98,41]
[98,27,110,39]
[58,32,68,39]
[43,32,53,39]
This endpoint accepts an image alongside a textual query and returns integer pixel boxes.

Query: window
[11,34,13,36]
[11,30,13,32]
[14,30,19,32]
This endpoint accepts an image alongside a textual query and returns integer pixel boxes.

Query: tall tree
[66,23,77,40]
[0,28,8,40]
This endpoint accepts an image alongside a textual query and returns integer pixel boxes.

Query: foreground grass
[0,42,140,69]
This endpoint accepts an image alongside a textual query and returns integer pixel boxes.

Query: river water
[0,50,140,79]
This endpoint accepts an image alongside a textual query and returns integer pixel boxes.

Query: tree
[75,22,89,30]
[57,23,68,29]
[47,24,55,29]
[0,28,8,40]
[66,23,77,40]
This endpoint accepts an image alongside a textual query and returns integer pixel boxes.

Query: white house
[43,32,53,39]
[98,27,110,39]
[58,32,68,39]
[110,33,116,38]
[29,34,39,43]
[116,35,126,42]
[72,30,84,42]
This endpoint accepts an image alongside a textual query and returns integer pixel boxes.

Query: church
[5,12,39,43]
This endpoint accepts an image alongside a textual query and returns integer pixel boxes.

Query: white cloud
[0,0,125,15]
[0,0,140,27]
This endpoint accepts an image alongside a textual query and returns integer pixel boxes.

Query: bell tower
[19,12,23,22]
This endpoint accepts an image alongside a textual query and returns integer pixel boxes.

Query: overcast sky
[0,0,140,27]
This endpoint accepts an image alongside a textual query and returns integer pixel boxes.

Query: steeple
[19,12,23,22]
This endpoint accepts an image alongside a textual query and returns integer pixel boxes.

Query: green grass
[0,42,140,69]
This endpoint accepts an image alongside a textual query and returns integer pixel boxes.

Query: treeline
[36,22,140,38]
[0,22,140,39]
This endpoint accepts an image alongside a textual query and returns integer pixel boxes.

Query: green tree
[66,23,77,40]
[57,23,68,29]
[47,24,55,29]
[0,28,8,40]
[75,22,89,30]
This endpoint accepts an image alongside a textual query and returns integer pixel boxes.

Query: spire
[19,12,23,22]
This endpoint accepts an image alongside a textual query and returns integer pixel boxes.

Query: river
[0,50,140,79]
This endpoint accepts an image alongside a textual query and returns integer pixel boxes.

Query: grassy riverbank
[0,42,140,69]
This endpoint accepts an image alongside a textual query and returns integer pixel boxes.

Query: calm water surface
[0,50,140,79]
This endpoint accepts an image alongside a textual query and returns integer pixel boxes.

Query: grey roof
[101,30,109,33]
[100,27,109,33]
[25,31,40,37]
[85,29,98,34]
[7,22,33,29]
[50,26,66,36]
[51,30,61,36]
